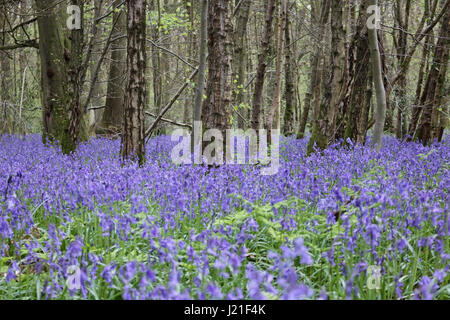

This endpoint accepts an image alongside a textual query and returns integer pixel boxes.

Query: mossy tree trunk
[36,0,73,153]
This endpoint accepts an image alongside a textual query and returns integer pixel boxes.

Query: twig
[146,38,194,68]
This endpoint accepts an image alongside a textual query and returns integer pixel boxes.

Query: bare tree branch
[145,111,192,129]
[145,68,199,140]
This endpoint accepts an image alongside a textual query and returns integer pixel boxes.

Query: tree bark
[36,0,73,153]
[343,0,370,145]
[368,0,387,151]
[267,0,286,134]
[308,0,346,153]
[408,0,435,139]
[101,0,127,135]
[250,0,276,130]
[201,0,233,161]
[0,6,11,134]
[232,0,251,129]
[393,0,411,139]
[416,5,449,145]
[282,1,295,136]
[66,0,87,149]
[121,0,147,164]
[298,0,329,140]
[191,0,207,153]
[193,0,207,124]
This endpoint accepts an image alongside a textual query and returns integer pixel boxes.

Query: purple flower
[66,238,83,259]
[293,237,313,265]
[121,261,137,282]
[206,282,223,299]
[101,263,116,284]
[226,288,243,300]
[414,276,439,300]
[433,269,446,283]
[6,261,20,282]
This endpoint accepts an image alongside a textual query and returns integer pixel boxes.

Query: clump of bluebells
[0,133,448,299]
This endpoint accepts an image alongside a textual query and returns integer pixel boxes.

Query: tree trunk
[191,0,207,153]
[368,0,387,151]
[101,0,127,135]
[344,0,370,145]
[232,0,251,129]
[298,0,329,140]
[149,0,163,135]
[121,0,147,164]
[408,0,434,139]
[250,0,276,130]
[36,0,73,153]
[267,0,287,134]
[193,0,208,124]
[201,0,233,158]
[282,1,295,136]
[66,0,86,150]
[183,0,195,125]
[0,6,11,134]
[89,0,104,137]
[393,0,411,139]
[308,0,347,153]
[416,6,449,145]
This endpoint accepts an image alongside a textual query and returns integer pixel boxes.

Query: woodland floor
[0,134,448,299]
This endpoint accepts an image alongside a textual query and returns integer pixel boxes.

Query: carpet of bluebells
[0,133,449,300]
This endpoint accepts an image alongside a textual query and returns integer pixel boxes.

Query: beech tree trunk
[368,0,387,151]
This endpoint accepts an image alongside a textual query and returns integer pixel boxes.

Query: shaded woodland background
[0,0,448,160]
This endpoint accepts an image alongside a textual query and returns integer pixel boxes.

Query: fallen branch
[145,111,192,129]
[145,68,198,140]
